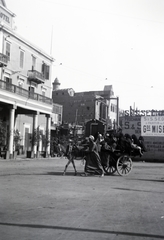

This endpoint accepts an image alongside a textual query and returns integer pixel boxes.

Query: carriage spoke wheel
[104,156,117,175]
[116,155,132,176]
[104,165,117,175]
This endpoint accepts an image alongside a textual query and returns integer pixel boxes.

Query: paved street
[0,157,164,240]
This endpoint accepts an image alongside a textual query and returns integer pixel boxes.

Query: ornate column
[8,106,16,158]
[46,114,51,157]
[32,112,38,158]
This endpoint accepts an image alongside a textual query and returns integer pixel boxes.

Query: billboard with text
[141,116,164,136]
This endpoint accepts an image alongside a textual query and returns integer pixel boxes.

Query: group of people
[62,129,146,177]
[83,131,146,176]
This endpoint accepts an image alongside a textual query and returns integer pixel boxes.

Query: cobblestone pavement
[0,157,164,240]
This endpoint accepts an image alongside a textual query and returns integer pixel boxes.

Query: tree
[31,127,43,151]
[0,119,7,146]
[13,129,22,152]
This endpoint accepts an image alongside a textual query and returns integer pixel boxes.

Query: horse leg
[71,159,77,176]
[63,159,71,175]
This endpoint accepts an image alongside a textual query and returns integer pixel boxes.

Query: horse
[62,141,88,176]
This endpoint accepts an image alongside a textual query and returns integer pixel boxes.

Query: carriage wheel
[104,165,117,175]
[116,155,133,176]
[104,156,117,175]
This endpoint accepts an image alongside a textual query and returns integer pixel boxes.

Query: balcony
[27,70,45,84]
[0,79,52,105]
[0,53,8,67]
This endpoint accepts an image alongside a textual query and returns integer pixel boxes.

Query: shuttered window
[6,42,11,61]
[20,51,24,68]
[42,63,50,80]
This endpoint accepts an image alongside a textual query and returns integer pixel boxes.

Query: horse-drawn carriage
[62,131,146,177]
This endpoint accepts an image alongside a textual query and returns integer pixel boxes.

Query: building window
[6,42,11,61]
[4,75,12,90]
[29,86,35,99]
[42,63,50,79]
[20,51,24,68]
[32,56,36,70]
[58,114,61,122]
[4,74,11,83]
[111,104,116,112]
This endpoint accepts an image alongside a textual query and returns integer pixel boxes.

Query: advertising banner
[119,116,141,137]
[141,116,164,136]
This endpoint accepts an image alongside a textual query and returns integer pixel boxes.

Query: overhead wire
[21,0,164,91]
[38,0,164,25]
[53,62,163,89]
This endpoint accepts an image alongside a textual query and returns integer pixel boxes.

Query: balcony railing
[0,79,52,105]
[27,70,45,84]
[0,53,8,67]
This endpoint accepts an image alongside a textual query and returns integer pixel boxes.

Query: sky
[5,0,164,111]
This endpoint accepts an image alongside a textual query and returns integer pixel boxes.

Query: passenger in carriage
[131,134,140,145]
[125,134,143,156]
[95,132,104,153]
[81,135,104,177]
[104,132,117,152]
[138,136,147,152]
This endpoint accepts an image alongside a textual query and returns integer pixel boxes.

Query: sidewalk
[4,154,164,163]
[1,152,164,164]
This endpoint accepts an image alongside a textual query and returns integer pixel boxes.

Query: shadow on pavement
[137,178,164,183]
[0,222,163,239]
[47,171,81,176]
[128,178,164,183]
[0,172,64,177]
[0,172,84,177]
[0,171,126,177]
[112,187,163,194]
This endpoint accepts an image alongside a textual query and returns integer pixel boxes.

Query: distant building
[52,78,119,128]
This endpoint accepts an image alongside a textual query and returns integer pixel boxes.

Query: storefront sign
[124,106,164,116]
[0,12,10,23]
[141,116,164,136]
[120,116,141,136]
[0,7,12,27]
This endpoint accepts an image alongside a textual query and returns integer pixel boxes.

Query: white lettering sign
[0,7,12,27]
[141,116,164,136]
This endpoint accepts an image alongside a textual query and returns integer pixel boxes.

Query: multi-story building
[52,78,119,129]
[0,0,62,158]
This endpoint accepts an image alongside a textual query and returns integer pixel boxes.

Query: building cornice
[2,26,54,62]
[1,0,6,8]
[0,4,16,17]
